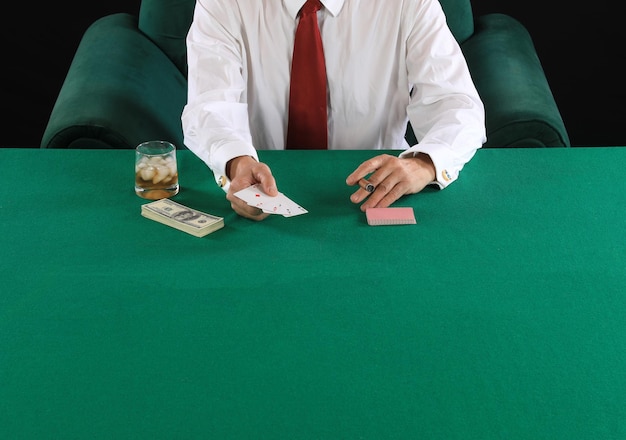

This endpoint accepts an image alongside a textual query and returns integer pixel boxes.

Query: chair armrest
[41,13,187,149]
[462,13,570,147]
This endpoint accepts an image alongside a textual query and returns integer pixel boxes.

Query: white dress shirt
[182,0,486,190]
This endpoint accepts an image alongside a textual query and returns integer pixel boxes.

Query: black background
[2,1,623,147]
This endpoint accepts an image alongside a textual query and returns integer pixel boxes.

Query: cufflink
[441,169,452,182]
[217,175,227,187]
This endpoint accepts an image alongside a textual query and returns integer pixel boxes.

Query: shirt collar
[284,0,344,19]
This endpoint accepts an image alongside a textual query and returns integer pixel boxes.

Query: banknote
[141,198,224,237]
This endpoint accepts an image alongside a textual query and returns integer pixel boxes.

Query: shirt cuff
[210,141,259,192]
[399,144,459,189]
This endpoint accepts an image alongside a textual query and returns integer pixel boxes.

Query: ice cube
[153,165,170,184]
[141,166,156,181]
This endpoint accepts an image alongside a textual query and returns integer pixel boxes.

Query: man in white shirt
[182,0,486,220]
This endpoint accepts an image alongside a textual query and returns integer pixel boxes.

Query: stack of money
[141,199,224,237]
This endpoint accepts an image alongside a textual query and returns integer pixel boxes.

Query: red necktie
[286,0,328,150]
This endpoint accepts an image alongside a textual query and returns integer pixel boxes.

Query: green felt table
[1,147,625,439]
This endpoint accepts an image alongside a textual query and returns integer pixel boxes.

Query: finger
[240,210,270,221]
[358,181,389,211]
[251,164,279,196]
[356,166,408,209]
[349,165,394,204]
[225,174,273,221]
[360,180,407,211]
[345,155,388,185]
[232,199,270,221]
[243,208,270,221]
[350,178,380,204]
[258,175,278,197]
[358,178,376,193]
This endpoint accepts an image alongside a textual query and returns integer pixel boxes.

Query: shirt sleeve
[400,0,486,189]
[181,0,258,191]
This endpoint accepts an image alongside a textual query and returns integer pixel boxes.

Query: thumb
[254,166,278,197]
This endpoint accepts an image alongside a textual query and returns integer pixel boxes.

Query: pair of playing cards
[234,184,308,217]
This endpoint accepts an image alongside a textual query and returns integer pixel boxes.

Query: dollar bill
[141,198,224,237]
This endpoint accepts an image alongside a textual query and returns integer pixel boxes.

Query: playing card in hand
[234,184,308,217]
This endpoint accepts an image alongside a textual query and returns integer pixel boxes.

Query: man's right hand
[225,155,278,221]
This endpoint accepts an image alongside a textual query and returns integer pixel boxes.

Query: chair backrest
[438,0,474,43]
[138,0,196,75]
[137,0,475,76]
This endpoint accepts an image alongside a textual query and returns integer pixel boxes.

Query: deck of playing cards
[234,184,308,217]
[365,207,416,226]
[141,198,224,237]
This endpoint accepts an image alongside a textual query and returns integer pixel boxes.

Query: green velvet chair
[40,0,570,150]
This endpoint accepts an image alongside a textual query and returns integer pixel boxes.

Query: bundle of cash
[141,198,224,237]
